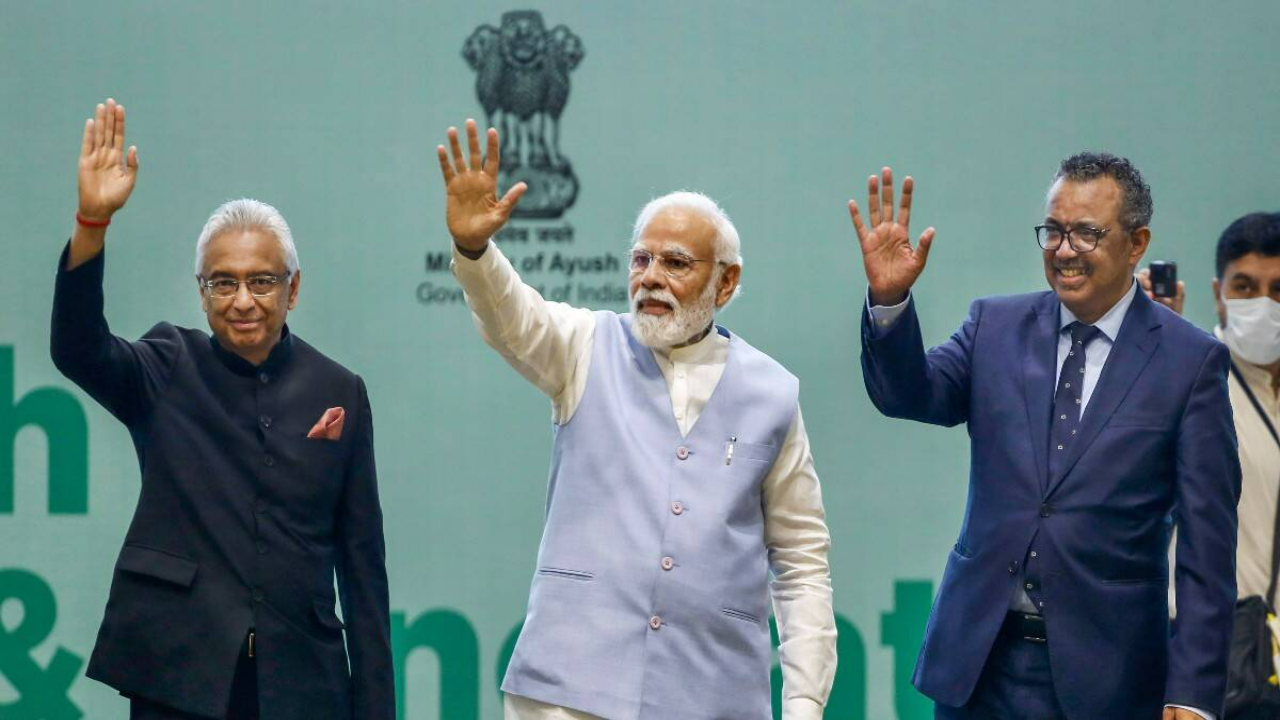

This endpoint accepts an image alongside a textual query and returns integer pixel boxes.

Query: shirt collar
[659,323,725,365]
[209,324,294,377]
[1058,279,1137,342]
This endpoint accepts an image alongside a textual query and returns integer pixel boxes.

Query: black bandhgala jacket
[50,244,393,719]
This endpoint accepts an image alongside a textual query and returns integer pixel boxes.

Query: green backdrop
[2,1,1278,717]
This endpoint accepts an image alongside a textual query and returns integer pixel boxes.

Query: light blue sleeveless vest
[502,311,799,720]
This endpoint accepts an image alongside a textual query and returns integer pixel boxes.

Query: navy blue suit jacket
[861,288,1240,718]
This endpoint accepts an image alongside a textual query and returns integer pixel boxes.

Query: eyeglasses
[200,273,291,299]
[629,249,720,280]
[1035,224,1111,253]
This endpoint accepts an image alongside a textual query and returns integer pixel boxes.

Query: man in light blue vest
[436,120,836,720]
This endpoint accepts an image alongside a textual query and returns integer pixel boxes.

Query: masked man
[854,155,1239,719]
[436,120,836,719]
[51,99,393,719]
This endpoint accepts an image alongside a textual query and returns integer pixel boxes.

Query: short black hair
[1053,151,1153,230]
[1215,212,1280,278]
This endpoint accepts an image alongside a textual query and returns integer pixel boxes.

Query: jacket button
[252,588,264,603]
[671,501,684,515]
[1039,503,1053,518]
[263,455,275,468]
[675,446,689,460]
[256,542,268,555]
[1008,561,1019,575]
[258,372,270,384]
[259,415,272,428]
[661,556,674,571]
[649,615,662,630]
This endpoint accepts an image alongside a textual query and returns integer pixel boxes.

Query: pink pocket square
[307,407,345,440]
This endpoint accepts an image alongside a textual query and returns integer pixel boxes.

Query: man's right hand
[78,98,138,223]
[437,119,526,254]
[848,167,935,306]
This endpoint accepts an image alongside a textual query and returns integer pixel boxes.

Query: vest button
[671,501,684,515]
[1040,503,1053,518]
[661,556,674,571]
[675,446,689,460]
[649,615,662,630]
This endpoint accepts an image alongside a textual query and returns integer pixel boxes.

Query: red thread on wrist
[75,213,110,228]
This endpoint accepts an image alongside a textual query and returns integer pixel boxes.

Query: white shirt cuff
[1166,705,1213,720]
[866,290,911,331]
[782,697,825,720]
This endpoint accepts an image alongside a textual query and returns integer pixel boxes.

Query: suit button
[252,588,264,603]
[1008,561,1019,575]
[256,542,267,555]
[676,446,689,460]
[661,556,674,571]
[259,415,272,428]
[649,615,662,630]
[1040,503,1053,518]
[671,501,684,515]
[258,372,270,384]
[263,455,275,468]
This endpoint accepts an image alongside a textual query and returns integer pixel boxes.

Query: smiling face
[198,229,300,365]
[628,207,740,348]
[1042,177,1150,324]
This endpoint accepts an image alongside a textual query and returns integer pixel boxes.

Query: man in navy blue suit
[853,153,1240,719]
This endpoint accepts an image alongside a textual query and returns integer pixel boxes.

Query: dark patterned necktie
[1048,321,1104,480]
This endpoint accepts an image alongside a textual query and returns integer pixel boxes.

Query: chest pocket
[729,439,777,464]
[270,436,348,516]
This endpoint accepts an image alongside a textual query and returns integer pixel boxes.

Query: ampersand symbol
[0,569,83,720]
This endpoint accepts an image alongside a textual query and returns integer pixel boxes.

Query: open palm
[437,120,526,251]
[848,167,935,306]
[78,99,138,221]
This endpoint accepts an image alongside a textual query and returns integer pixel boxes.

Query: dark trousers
[935,614,1067,720]
[129,635,258,719]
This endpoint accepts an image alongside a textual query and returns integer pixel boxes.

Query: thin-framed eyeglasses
[1034,224,1111,253]
[628,249,722,280]
[200,273,292,299]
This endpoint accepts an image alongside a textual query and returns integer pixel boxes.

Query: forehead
[1045,177,1124,223]
[1223,252,1280,281]
[637,207,717,255]
[201,229,287,276]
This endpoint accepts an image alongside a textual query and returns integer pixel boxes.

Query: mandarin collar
[209,324,294,377]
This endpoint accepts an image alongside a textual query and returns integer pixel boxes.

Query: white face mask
[1222,296,1280,365]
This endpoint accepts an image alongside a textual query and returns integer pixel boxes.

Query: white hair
[631,191,742,306]
[194,198,299,277]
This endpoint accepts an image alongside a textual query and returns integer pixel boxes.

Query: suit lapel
[1044,290,1163,499]
[1022,292,1060,494]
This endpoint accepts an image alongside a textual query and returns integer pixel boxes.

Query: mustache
[633,287,680,309]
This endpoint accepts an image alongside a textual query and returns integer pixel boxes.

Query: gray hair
[632,191,743,267]
[1051,151,1153,231]
[194,199,299,276]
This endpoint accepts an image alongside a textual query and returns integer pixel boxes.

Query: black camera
[1149,261,1178,298]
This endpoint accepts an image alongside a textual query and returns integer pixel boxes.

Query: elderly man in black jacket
[50,98,393,719]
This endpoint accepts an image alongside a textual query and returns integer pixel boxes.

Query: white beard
[630,272,720,350]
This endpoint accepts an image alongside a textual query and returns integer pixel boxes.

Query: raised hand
[78,98,138,222]
[848,167,935,306]
[437,119,526,252]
